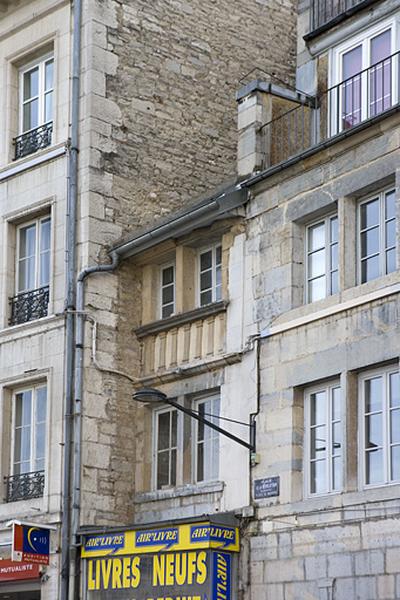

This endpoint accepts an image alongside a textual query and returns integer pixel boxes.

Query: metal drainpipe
[61,1,82,599]
[69,253,120,599]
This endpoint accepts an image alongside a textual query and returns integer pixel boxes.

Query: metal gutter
[111,186,247,259]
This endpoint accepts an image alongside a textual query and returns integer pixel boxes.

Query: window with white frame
[154,407,178,489]
[306,214,338,303]
[360,367,400,487]
[160,264,175,319]
[17,216,51,294]
[331,18,398,133]
[193,395,220,483]
[305,382,342,495]
[20,55,54,135]
[359,188,396,283]
[199,245,222,306]
[12,385,47,476]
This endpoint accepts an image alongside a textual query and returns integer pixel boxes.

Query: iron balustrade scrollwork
[14,122,53,160]
[9,285,50,326]
[260,51,400,169]
[4,470,45,502]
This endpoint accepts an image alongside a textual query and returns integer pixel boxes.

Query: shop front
[81,516,240,600]
[0,559,41,599]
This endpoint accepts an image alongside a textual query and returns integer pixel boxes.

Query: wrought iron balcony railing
[4,470,45,503]
[14,122,53,160]
[309,0,373,34]
[260,51,400,169]
[9,285,49,326]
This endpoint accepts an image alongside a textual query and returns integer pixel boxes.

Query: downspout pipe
[61,1,82,599]
[70,252,120,599]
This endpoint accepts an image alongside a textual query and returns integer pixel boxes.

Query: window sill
[135,301,228,339]
[134,481,224,504]
[0,143,67,182]
[262,273,400,338]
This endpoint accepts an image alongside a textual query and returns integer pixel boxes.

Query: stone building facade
[82,0,400,598]
[0,0,296,599]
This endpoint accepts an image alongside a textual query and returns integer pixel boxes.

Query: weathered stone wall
[78,0,298,529]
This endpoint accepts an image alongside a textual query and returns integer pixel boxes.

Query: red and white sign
[0,559,41,582]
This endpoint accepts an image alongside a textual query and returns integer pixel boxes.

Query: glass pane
[21,426,31,462]
[369,30,392,116]
[390,409,400,444]
[20,224,36,259]
[35,422,46,460]
[40,219,51,251]
[22,391,32,426]
[36,387,47,422]
[390,446,400,481]
[35,458,45,472]
[156,451,169,488]
[200,270,212,292]
[361,227,379,258]
[332,422,341,454]
[365,413,383,449]
[309,249,326,278]
[45,60,54,90]
[330,242,338,271]
[45,92,53,123]
[385,219,396,249]
[311,460,326,494]
[200,251,212,271]
[310,391,326,425]
[365,377,382,412]
[361,255,380,283]
[332,455,342,491]
[171,410,177,447]
[23,67,39,100]
[40,251,50,286]
[215,284,222,301]
[361,199,380,230]
[23,99,39,131]
[216,264,222,287]
[385,190,396,220]
[18,257,35,291]
[342,45,362,128]
[157,413,170,451]
[332,387,341,420]
[162,266,174,286]
[170,449,177,486]
[330,217,338,243]
[390,373,400,408]
[197,442,204,482]
[311,426,327,459]
[162,304,174,319]
[162,285,174,305]
[200,290,212,306]
[386,248,396,274]
[15,394,23,427]
[366,448,383,484]
[308,222,325,252]
[371,30,391,63]
[343,45,362,79]
[331,270,339,294]
[14,428,21,464]
[216,246,222,266]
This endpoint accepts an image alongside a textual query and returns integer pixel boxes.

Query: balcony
[14,122,53,160]
[4,471,45,503]
[260,51,399,169]
[308,0,377,36]
[9,285,49,326]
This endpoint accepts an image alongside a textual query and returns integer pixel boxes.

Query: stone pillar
[236,80,272,178]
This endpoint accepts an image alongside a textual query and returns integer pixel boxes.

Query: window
[306,214,338,302]
[305,382,342,495]
[331,19,398,133]
[360,367,400,487]
[10,216,51,325]
[154,407,178,489]
[160,264,175,318]
[16,54,54,159]
[5,385,47,502]
[194,395,220,483]
[359,188,396,283]
[199,245,222,306]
